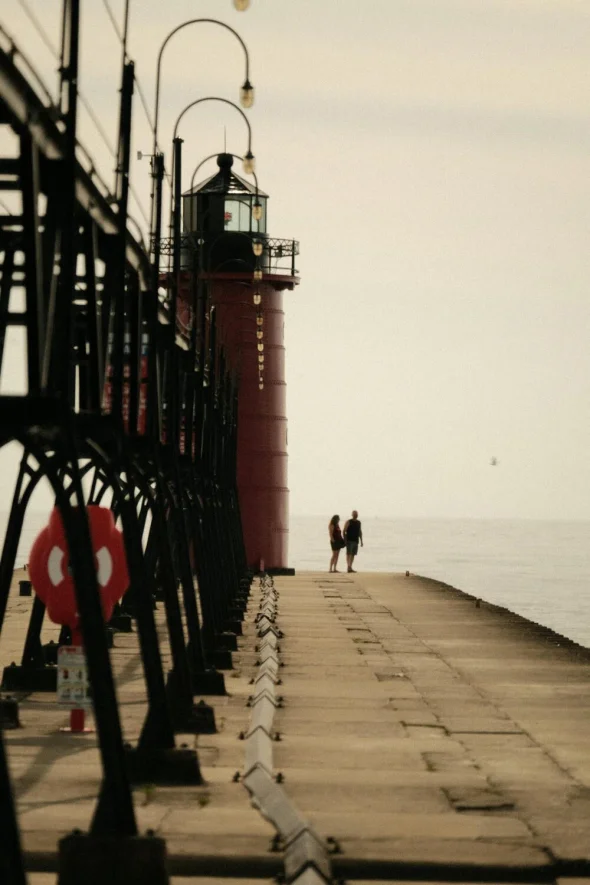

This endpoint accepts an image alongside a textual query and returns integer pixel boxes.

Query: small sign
[57,646,91,709]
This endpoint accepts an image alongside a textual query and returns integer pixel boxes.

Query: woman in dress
[328,514,344,573]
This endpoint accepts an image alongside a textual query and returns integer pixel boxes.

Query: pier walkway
[3,570,590,883]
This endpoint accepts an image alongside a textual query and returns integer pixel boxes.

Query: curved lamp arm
[153,18,253,153]
[172,97,254,173]
[167,104,254,263]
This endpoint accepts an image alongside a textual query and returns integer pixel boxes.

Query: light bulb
[253,291,262,305]
[259,382,264,390]
[258,354,264,363]
[253,268,263,281]
[256,329,263,339]
[256,314,263,326]
[243,151,256,175]
[253,201,263,221]
[257,342,264,352]
[252,240,263,257]
[240,80,255,108]
[233,0,250,10]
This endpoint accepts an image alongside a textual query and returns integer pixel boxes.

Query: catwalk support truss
[0,4,252,882]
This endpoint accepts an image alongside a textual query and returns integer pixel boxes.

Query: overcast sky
[2,0,590,520]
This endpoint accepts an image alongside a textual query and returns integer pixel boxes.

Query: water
[6,510,590,648]
[290,516,590,648]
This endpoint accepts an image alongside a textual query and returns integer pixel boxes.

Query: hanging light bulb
[243,151,256,174]
[259,382,264,390]
[252,239,263,257]
[240,79,255,108]
[257,342,264,352]
[256,329,263,340]
[258,354,264,363]
[253,267,263,282]
[253,291,262,305]
[256,314,263,326]
[252,201,263,221]
[234,0,250,10]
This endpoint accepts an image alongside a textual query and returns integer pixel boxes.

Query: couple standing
[329,510,363,573]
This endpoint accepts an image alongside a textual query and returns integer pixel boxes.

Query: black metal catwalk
[0,2,252,881]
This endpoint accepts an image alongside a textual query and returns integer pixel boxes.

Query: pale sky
[2,0,590,520]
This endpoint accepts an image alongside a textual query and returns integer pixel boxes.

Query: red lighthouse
[182,154,299,571]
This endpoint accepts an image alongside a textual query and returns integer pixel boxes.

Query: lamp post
[148,18,253,267]
[153,19,254,159]
[172,97,255,174]
[115,1,251,72]
[168,100,256,281]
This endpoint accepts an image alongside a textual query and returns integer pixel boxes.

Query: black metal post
[0,728,26,885]
[111,60,135,423]
[148,153,164,440]
[20,132,44,395]
[168,138,225,690]
[0,456,40,634]
[45,0,80,401]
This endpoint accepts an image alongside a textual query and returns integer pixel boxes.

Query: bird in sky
[490,456,498,466]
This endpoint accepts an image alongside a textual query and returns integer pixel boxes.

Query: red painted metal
[210,277,295,570]
[70,708,86,733]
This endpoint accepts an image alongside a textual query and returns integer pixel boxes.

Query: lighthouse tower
[182,154,299,572]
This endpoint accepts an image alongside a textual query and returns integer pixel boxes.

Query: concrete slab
[273,719,407,738]
[334,837,552,867]
[306,809,533,840]
[4,569,590,879]
[282,782,451,814]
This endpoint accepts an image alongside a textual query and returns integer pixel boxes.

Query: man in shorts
[343,510,363,573]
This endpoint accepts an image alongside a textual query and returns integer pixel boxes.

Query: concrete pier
[2,569,590,882]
